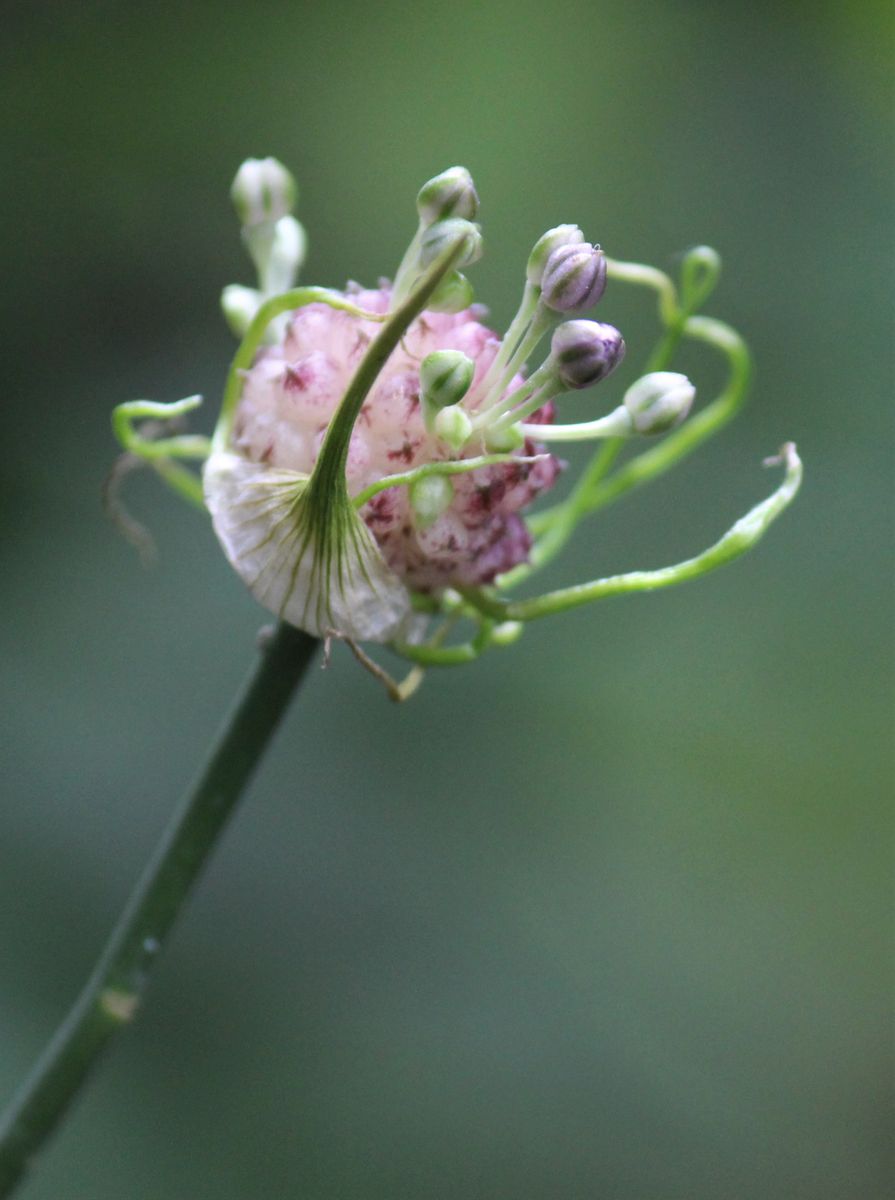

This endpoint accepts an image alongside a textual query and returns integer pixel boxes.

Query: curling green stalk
[465,444,802,624]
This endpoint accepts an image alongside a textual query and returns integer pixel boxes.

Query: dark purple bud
[540,242,607,314]
[551,320,626,390]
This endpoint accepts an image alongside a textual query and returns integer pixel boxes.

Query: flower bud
[420,218,483,270]
[623,371,695,435]
[550,320,625,390]
[417,167,479,225]
[230,157,297,227]
[526,224,585,286]
[410,474,454,530]
[491,620,524,646]
[420,351,474,433]
[484,423,524,453]
[262,215,308,294]
[427,270,475,314]
[220,284,261,337]
[541,242,608,313]
[433,404,473,451]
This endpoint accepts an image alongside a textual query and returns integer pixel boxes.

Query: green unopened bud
[427,270,475,313]
[230,157,297,227]
[623,371,695,435]
[410,474,454,530]
[420,350,474,433]
[220,284,261,337]
[420,218,483,270]
[491,620,524,646]
[417,167,479,226]
[484,423,524,452]
[433,404,473,451]
[261,214,308,295]
[526,224,585,286]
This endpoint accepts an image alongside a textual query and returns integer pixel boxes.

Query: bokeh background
[1,1,891,1197]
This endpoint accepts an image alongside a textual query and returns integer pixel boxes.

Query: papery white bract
[204,450,413,641]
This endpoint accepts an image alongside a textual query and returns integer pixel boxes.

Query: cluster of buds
[220,157,308,338]
[112,161,801,697]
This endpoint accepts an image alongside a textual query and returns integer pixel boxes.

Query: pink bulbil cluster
[232,286,562,591]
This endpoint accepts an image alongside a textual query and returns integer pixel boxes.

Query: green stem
[308,239,468,505]
[351,452,546,510]
[0,622,319,1198]
[113,397,210,461]
[504,314,685,583]
[474,281,540,404]
[465,443,801,623]
[150,458,207,509]
[582,316,750,515]
[481,304,553,417]
[507,310,744,586]
[392,611,496,667]
[392,640,480,666]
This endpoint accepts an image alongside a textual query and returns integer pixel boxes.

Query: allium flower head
[112,164,802,695]
[226,289,562,597]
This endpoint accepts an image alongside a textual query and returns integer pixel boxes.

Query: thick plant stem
[0,622,318,1197]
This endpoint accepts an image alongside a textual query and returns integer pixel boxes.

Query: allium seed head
[227,287,561,599]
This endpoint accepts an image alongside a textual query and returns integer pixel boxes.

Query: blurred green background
[1,0,891,1196]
